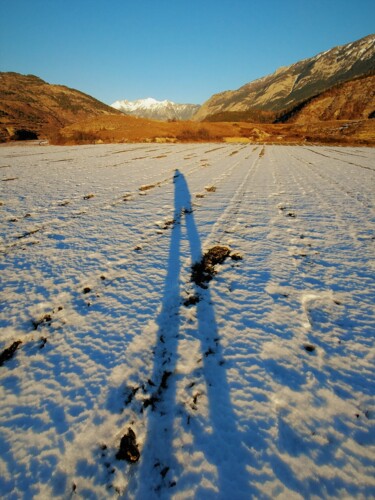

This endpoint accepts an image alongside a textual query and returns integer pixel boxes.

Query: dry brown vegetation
[51,113,375,146]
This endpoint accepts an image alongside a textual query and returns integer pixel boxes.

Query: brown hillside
[289,74,375,123]
[0,72,121,141]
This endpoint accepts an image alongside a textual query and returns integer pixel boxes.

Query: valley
[1,34,374,146]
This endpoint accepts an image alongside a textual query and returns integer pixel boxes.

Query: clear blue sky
[0,0,374,105]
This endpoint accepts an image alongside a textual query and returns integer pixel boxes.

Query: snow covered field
[0,143,374,499]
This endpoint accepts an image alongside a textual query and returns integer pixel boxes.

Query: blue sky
[0,0,374,105]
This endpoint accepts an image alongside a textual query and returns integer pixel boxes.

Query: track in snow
[0,144,374,499]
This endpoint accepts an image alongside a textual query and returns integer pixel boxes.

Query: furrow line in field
[271,146,375,366]
[280,147,374,259]
[0,146,257,355]
[34,154,258,494]
[202,152,262,248]
[323,147,370,159]
[305,147,375,172]
[286,148,374,211]
[0,147,249,255]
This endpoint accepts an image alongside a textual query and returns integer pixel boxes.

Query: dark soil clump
[191,246,231,288]
[230,252,243,261]
[32,314,52,330]
[183,295,200,307]
[116,428,140,463]
[124,386,140,406]
[304,344,316,353]
[0,341,22,366]
[161,370,172,389]
[39,337,47,349]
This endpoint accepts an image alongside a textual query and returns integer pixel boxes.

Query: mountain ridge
[193,33,375,122]
[111,97,200,121]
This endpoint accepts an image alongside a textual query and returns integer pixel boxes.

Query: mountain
[284,73,375,123]
[111,97,200,121]
[194,34,375,122]
[0,72,121,141]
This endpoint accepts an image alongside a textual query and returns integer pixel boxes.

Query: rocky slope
[111,97,200,121]
[194,34,375,122]
[286,73,375,123]
[0,72,121,141]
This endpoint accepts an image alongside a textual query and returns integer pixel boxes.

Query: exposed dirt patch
[139,182,161,192]
[160,219,175,230]
[142,370,173,410]
[304,344,316,353]
[191,246,231,288]
[32,306,63,330]
[0,341,22,366]
[143,394,160,410]
[230,252,243,261]
[189,391,203,410]
[124,386,140,406]
[116,428,140,463]
[39,337,48,349]
[32,313,52,330]
[183,295,200,307]
[160,370,172,389]
[17,227,41,239]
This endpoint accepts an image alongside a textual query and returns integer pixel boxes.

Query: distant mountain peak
[111,97,200,121]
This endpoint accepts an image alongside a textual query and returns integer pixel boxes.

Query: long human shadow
[134,170,250,497]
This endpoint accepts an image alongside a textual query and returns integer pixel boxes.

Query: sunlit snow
[0,143,374,498]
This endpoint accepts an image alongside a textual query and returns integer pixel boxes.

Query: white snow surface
[0,143,374,499]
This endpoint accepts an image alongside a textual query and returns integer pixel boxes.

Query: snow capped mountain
[111,97,200,121]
